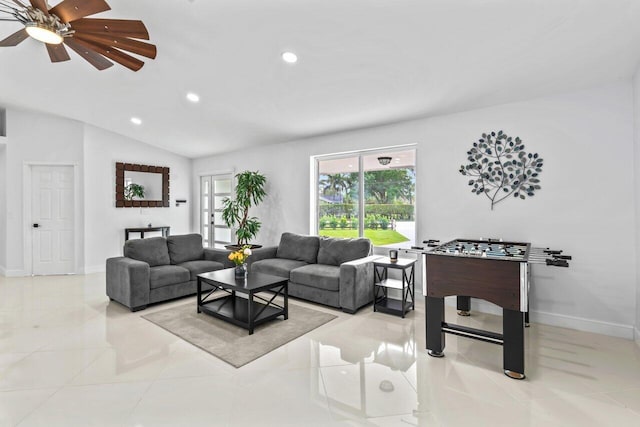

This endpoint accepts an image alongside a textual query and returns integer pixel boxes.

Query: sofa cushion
[317,237,372,266]
[251,258,307,278]
[178,260,224,281]
[276,232,320,264]
[124,237,170,267]
[290,264,341,291]
[149,265,190,289]
[167,234,204,264]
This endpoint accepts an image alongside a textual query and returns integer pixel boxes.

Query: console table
[124,226,170,241]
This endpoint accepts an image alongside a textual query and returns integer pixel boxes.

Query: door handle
[33,223,40,228]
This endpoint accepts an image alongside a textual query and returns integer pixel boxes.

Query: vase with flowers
[229,245,252,278]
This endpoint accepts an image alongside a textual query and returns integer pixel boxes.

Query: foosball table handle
[423,239,441,248]
[546,259,569,267]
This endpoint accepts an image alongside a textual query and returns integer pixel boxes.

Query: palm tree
[320,173,349,201]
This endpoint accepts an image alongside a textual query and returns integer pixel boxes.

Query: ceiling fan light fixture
[0,0,155,71]
[25,23,63,45]
[378,156,392,166]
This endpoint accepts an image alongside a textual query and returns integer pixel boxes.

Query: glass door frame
[200,172,233,249]
[311,144,417,248]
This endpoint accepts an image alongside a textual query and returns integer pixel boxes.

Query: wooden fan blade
[64,37,113,70]
[69,37,143,71]
[0,28,28,46]
[49,0,111,24]
[74,32,156,59]
[46,42,70,62]
[70,18,149,40]
[29,0,49,15]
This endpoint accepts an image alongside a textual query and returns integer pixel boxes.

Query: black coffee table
[196,268,288,335]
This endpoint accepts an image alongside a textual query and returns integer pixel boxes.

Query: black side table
[373,257,416,318]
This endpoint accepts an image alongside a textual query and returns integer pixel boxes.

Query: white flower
[243,248,252,256]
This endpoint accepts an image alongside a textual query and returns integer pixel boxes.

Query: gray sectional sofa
[249,232,378,313]
[106,234,231,311]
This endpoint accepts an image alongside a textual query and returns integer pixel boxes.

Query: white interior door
[31,165,75,275]
[200,174,233,248]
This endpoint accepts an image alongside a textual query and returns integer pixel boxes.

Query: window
[315,148,416,247]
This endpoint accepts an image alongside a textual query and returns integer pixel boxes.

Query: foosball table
[415,238,571,380]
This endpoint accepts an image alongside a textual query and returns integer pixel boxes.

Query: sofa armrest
[339,255,382,313]
[203,248,234,268]
[106,257,150,311]
[247,246,279,266]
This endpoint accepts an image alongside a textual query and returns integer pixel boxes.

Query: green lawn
[319,229,409,246]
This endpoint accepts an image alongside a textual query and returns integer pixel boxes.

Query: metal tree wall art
[459,131,543,210]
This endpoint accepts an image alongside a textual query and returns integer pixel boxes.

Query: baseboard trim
[530,310,634,339]
[84,265,105,274]
[445,298,634,339]
[2,266,105,276]
[3,269,27,277]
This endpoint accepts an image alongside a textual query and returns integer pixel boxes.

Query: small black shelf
[374,297,413,316]
[376,278,404,290]
[373,257,416,318]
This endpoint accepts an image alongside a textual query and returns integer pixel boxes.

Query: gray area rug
[142,301,337,368]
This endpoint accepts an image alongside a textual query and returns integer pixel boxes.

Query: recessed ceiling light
[186,92,200,103]
[130,117,142,125]
[281,51,298,64]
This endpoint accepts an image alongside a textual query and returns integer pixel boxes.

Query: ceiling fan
[0,0,156,71]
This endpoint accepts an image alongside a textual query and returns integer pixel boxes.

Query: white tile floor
[1,273,640,426]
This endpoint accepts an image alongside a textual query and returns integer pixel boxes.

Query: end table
[373,257,416,318]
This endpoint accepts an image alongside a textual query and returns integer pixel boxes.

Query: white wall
[0,108,193,275]
[634,68,640,345]
[83,125,192,273]
[193,81,636,338]
[4,109,85,276]
[422,83,635,339]
[0,140,6,274]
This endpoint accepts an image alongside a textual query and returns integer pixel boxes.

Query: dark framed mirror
[115,162,170,207]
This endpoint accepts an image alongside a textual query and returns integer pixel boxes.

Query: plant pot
[225,244,263,251]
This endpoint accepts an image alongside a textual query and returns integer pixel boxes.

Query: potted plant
[124,183,145,200]
[222,170,267,249]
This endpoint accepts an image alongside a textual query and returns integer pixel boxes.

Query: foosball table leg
[503,308,526,380]
[426,296,445,357]
[457,295,471,316]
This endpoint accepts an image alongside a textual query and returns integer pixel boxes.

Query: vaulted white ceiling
[1,0,640,158]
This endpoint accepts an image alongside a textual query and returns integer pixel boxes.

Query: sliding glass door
[317,148,416,248]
